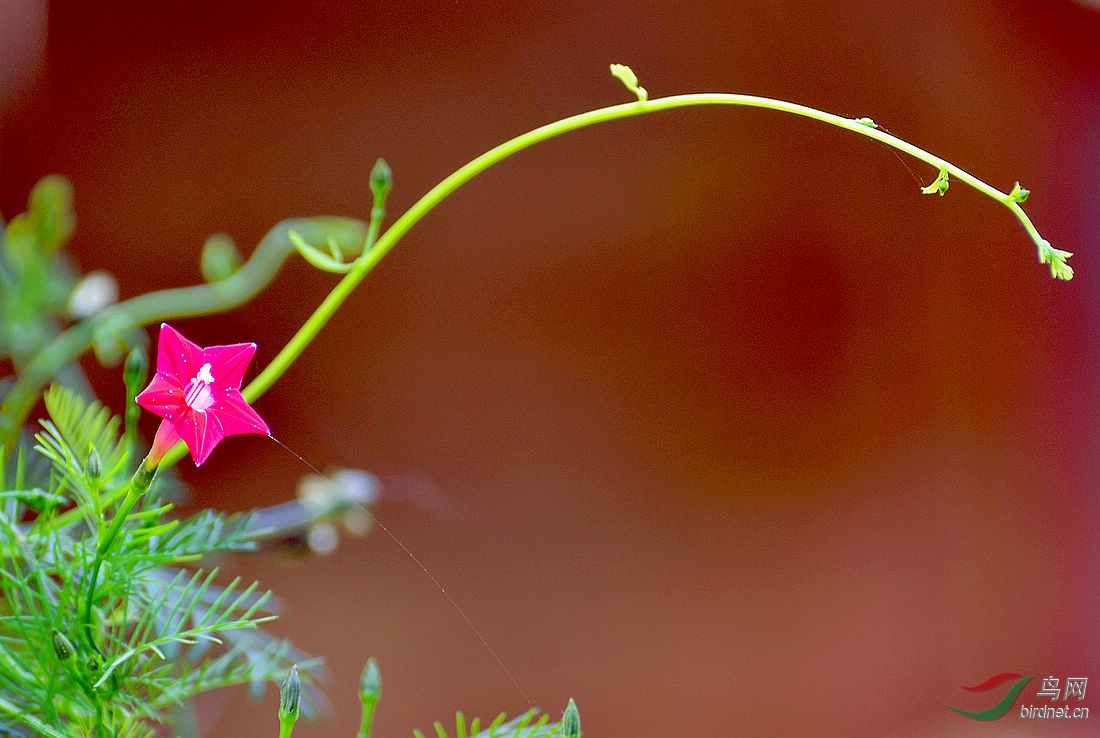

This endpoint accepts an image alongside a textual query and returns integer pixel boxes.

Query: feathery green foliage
[412,709,568,738]
[0,389,319,737]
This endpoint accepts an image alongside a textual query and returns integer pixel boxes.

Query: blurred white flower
[296,468,380,554]
[69,270,119,318]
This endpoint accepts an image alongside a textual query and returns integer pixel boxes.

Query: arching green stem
[153,87,1067,469]
[8,76,1064,468]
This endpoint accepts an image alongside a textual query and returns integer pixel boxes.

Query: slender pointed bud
[358,657,381,738]
[370,159,393,199]
[85,443,102,485]
[360,656,381,702]
[363,160,392,257]
[279,665,301,726]
[52,630,75,662]
[123,346,148,399]
[201,233,242,282]
[561,698,581,738]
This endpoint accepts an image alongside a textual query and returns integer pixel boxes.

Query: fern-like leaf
[413,709,562,738]
[41,385,128,483]
[150,508,259,560]
[147,634,325,717]
[100,568,274,690]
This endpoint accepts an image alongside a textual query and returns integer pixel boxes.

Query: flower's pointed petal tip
[217,397,272,437]
[205,342,259,386]
[175,410,217,464]
[158,322,204,379]
[134,373,181,414]
[185,433,215,468]
[158,322,183,345]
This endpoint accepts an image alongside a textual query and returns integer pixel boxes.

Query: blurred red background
[3,1,1099,736]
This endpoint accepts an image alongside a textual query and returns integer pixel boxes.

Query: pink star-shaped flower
[136,323,270,466]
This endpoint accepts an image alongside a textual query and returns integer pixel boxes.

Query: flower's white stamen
[184,362,216,411]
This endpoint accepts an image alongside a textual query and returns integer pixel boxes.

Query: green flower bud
[52,630,75,662]
[360,657,381,703]
[561,698,581,738]
[370,159,393,199]
[279,665,301,722]
[123,345,148,398]
[201,233,242,282]
[85,444,102,485]
[357,658,381,738]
